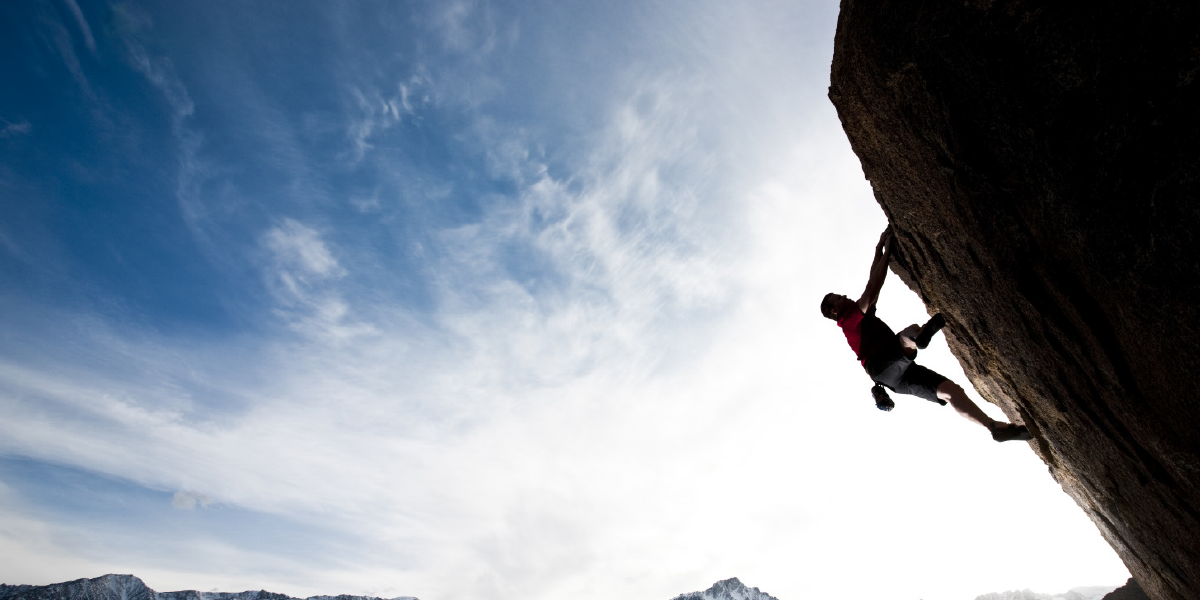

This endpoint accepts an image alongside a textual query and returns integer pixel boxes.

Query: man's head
[820,293,852,320]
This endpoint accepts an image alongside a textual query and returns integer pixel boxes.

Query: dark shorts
[864,352,948,405]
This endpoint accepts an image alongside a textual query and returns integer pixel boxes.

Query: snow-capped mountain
[0,572,1132,600]
[0,575,416,600]
[0,575,779,600]
[973,586,1119,600]
[669,577,779,600]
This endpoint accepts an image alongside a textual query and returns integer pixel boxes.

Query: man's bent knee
[936,379,962,401]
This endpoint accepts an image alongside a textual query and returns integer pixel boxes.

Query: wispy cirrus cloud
[111,4,220,259]
[346,75,429,161]
[429,0,497,55]
[264,219,344,280]
[0,119,31,138]
[120,18,194,122]
[261,219,375,341]
[44,12,93,98]
[62,0,96,55]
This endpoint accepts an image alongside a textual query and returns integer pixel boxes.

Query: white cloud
[171,491,213,510]
[347,88,398,160]
[63,0,96,55]
[347,75,429,160]
[260,219,374,341]
[349,190,382,212]
[264,219,343,279]
[124,40,194,122]
[0,119,31,138]
[114,10,218,257]
[48,16,92,98]
[430,0,489,54]
[0,494,110,588]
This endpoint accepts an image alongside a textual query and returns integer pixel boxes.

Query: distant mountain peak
[0,576,416,600]
[670,577,779,600]
[0,574,155,600]
[972,586,1120,600]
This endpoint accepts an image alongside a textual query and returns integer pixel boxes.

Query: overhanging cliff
[828,3,1200,600]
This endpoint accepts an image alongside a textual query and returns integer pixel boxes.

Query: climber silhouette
[821,226,1031,442]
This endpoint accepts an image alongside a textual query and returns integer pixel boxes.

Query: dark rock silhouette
[1103,579,1150,600]
[828,2,1200,600]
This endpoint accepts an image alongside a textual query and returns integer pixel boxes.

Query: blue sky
[0,2,1128,600]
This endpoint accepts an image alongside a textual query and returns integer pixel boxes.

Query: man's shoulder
[837,305,866,328]
[858,299,877,317]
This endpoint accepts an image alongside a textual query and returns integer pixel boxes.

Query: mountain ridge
[973,585,1118,600]
[0,573,1135,600]
[669,577,778,600]
[0,575,416,600]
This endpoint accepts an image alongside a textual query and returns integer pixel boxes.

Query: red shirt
[837,304,898,367]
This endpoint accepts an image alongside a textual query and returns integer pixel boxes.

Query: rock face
[1103,579,1150,600]
[828,2,1200,600]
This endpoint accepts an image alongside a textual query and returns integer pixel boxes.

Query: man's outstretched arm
[856,226,894,313]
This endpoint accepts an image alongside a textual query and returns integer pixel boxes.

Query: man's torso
[837,305,901,367]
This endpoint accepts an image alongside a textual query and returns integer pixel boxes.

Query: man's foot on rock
[990,422,1031,443]
[914,313,945,349]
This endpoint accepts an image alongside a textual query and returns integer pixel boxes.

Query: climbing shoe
[990,422,1032,442]
[872,383,895,412]
[914,313,946,349]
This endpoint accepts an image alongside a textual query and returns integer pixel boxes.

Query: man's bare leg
[936,380,996,429]
[898,314,943,356]
[937,380,1030,441]
[898,324,921,358]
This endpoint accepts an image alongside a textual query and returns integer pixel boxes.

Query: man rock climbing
[821,226,1031,442]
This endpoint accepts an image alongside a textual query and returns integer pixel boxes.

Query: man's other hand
[877,226,894,251]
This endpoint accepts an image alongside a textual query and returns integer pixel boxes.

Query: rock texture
[828,2,1200,600]
[1103,579,1150,600]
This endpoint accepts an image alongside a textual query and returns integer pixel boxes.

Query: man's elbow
[857,294,875,314]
